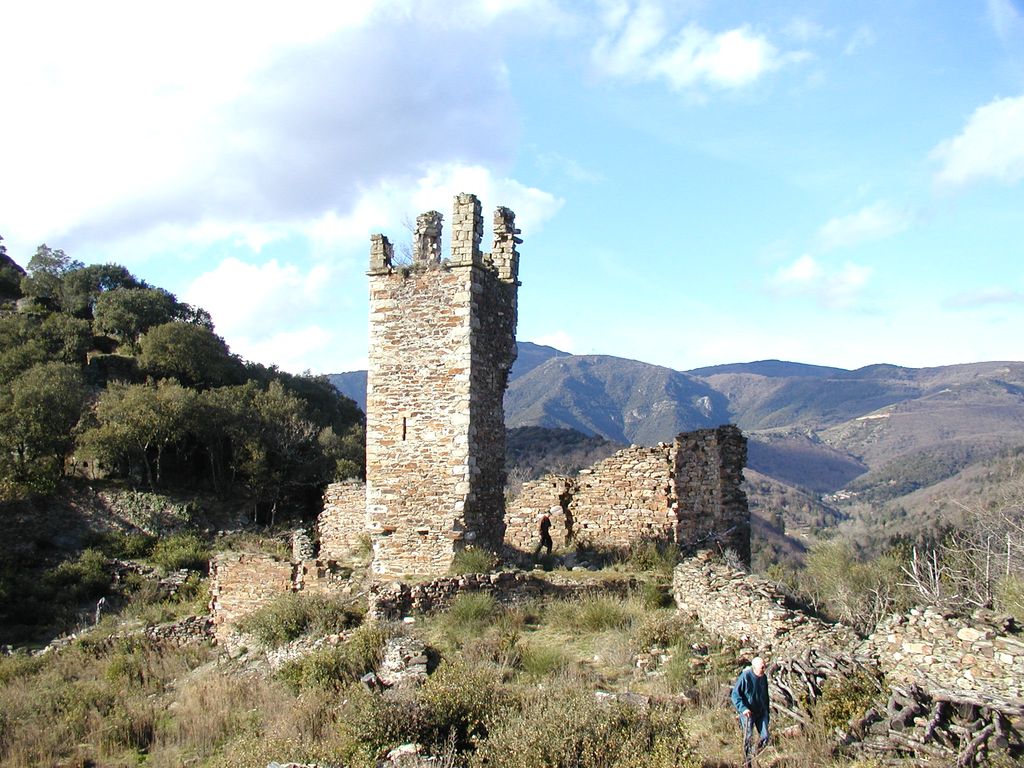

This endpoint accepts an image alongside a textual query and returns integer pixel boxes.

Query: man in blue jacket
[731,656,770,767]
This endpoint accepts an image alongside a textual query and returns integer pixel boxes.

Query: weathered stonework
[505,426,749,562]
[672,550,859,659]
[571,445,677,547]
[867,608,1024,710]
[208,553,353,644]
[368,571,640,620]
[365,194,519,576]
[319,480,367,560]
[675,425,750,564]
[503,475,574,552]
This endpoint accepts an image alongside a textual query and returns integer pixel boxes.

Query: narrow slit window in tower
[402,417,407,441]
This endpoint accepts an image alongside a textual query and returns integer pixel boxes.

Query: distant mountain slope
[745,431,867,493]
[511,341,571,380]
[327,371,367,413]
[327,340,568,414]
[330,345,1024,537]
[687,359,845,379]
[505,354,731,445]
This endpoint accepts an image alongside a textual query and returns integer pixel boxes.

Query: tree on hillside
[138,322,243,388]
[92,287,180,350]
[19,244,85,310]
[38,313,92,366]
[78,380,198,487]
[0,362,87,498]
[61,263,145,318]
[0,315,49,385]
[0,235,26,301]
[93,287,214,351]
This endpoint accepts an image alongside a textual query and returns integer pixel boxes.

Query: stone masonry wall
[504,427,749,557]
[369,570,640,620]
[672,551,860,659]
[504,475,574,552]
[209,553,352,644]
[675,425,749,564]
[570,445,677,547]
[319,480,367,560]
[867,608,1024,709]
[365,194,519,576]
[209,553,294,644]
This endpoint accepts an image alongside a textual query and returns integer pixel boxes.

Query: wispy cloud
[843,25,876,55]
[932,94,1024,187]
[987,0,1024,43]
[770,255,872,308]
[817,201,911,251]
[591,2,803,92]
[944,288,1024,309]
[782,17,832,43]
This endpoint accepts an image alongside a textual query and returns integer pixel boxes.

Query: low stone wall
[672,551,859,659]
[209,553,353,644]
[210,553,294,644]
[867,608,1024,710]
[369,571,640,620]
[319,480,367,559]
[504,475,573,552]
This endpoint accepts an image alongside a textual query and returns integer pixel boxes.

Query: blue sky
[2,1,1023,374]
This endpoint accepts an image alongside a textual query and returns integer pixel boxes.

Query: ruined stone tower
[365,193,520,575]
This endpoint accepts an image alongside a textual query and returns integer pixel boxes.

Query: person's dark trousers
[740,713,768,767]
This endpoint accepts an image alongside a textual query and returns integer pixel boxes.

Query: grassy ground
[0,545,901,768]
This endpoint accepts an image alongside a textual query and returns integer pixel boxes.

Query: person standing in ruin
[534,511,553,557]
[731,656,770,767]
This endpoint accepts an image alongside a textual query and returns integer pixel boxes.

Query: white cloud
[0,0,554,263]
[241,326,338,375]
[592,3,799,92]
[932,94,1024,187]
[184,257,334,339]
[945,288,1024,309]
[817,202,910,251]
[770,255,872,308]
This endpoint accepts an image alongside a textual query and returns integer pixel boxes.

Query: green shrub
[640,580,674,609]
[633,612,697,650]
[279,621,387,693]
[662,642,697,691]
[149,532,210,573]
[48,548,111,599]
[237,593,364,648]
[434,593,500,652]
[336,684,422,766]
[450,547,499,575]
[815,670,884,732]
[628,541,679,575]
[995,574,1024,624]
[91,530,156,559]
[417,660,504,752]
[470,687,697,768]
[550,595,639,633]
[519,641,571,679]
[0,652,44,685]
